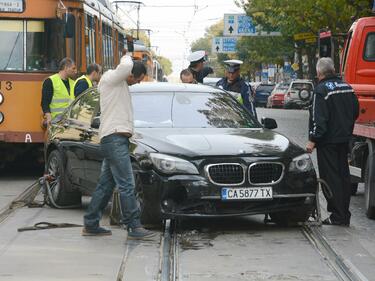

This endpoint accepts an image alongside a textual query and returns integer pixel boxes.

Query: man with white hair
[306,57,359,226]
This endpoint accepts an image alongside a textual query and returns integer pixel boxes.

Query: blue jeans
[84,134,141,229]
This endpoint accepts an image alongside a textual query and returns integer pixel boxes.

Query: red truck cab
[341,16,375,218]
[341,17,375,123]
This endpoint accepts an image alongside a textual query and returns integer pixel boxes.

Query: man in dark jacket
[216,60,257,118]
[187,50,213,83]
[306,57,359,226]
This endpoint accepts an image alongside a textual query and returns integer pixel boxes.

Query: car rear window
[291,83,313,91]
[256,85,275,92]
[132,91,259,129]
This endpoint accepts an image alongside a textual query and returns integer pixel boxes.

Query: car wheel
[364,156,375,219]
[298,89,311,102]
[270,206,313,227]
[351,183,358,196]
[133,163,161,227]
[46,150,82,207]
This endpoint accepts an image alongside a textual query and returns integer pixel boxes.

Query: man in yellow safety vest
[73,63,102,98]
[41,58,77,125]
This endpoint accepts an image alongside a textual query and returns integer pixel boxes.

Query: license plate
[221,187,273,200]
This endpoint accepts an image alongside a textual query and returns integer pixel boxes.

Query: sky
[110,0,244,78]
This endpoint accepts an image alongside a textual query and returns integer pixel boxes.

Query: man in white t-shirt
[83,51,155,239]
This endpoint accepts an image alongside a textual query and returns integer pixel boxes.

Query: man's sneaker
[127,227,156,240]
[82,226,112,236]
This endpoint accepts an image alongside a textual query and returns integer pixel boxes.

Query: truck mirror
[64,14,75,38]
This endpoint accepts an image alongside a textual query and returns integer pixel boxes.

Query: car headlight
[289,154,313,172]
[150,153,199,175]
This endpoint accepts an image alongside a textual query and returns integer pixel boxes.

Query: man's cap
[187,50,206,63]
[224,59,243,72]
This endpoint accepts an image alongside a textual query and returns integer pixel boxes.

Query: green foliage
[156,55,173,76]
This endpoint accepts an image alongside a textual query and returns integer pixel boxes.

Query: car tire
[133,163,161,227]
[351,183,358,196]
[46,150,82,207]
[364,154,375,219]
[298,89,311,102]
[270,206,312,227]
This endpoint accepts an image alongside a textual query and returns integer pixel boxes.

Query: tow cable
[16,174,83,232]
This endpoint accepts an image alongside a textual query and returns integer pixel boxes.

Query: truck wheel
[46,150,82,207]
[365,140,375,219]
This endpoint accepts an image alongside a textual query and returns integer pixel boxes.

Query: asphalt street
[0,108,374,281]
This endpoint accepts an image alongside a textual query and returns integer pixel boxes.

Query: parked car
[267,82,290,108]
[255,83,276,107]
[45,83,317,226]
[284,80,314,109]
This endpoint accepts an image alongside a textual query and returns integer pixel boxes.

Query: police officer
[216,59,257,118]
[41,58,77,125]
[306,57,359,226]
[187,50,213,83]
[73,63,102,98]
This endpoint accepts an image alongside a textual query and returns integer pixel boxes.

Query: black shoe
[127,227,157,240]
[82,226,112,236]
[322,218,349,227]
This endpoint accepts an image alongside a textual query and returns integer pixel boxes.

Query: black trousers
[317,143,351,224]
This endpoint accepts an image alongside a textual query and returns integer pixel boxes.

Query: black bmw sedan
[45,83,317,226]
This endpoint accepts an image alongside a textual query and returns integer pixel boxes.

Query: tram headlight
[0,92,3,105]
[0,112,4,124]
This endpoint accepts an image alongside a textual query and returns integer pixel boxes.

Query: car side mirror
[91,116,100,129]
[261,117,277,129]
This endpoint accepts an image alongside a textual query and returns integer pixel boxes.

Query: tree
[237,0,373,78]
[156,55,172,76]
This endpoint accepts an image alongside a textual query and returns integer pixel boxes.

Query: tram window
[102,23,114,69]
[85,15,96,65]
[118,33,124,59]
[0,20,24,71]
[26,20,65,71]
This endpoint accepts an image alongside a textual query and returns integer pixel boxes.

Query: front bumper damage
[140,169,317,218]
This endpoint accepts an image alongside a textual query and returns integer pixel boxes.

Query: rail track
[0,180,42,224]
[157,219,368,281]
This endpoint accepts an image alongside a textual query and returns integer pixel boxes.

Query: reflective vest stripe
[50,108,64,112]
[51,98,72,103]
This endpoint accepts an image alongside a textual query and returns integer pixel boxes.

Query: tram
[0,0,131,165]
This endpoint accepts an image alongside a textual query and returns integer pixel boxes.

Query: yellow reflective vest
[49,74,75,118]
[72,75,93,97]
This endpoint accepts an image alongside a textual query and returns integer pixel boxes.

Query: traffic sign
[293,32,315,41]
[305,38,317,44]
[212,37,238,53]
[224,14,281,36]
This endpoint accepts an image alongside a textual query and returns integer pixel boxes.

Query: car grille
[207,164,245,185]
[249,162,284,185]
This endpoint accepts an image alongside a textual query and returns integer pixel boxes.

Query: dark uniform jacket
[189,66,213,83]
[309,75,359,145]
[216,77,257,118]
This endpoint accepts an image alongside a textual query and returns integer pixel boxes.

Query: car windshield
[132,91,259,128]
[256,85,275,92]
[291,83,313,91]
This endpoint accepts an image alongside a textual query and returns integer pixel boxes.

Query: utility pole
[112,1,144,39]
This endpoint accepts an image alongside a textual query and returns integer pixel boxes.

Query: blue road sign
[212,37,238,53]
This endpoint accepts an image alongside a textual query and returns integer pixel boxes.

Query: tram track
[302,224,369,281]
[0,179,41,224]
[157,218,368,281]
